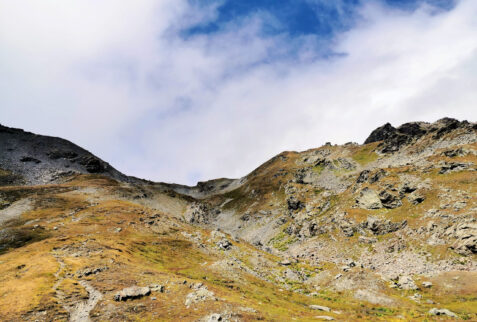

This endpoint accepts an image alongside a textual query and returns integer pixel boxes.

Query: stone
[217,239,232,250]
[364,123,397,144]
[207,313,223,322]
[76,266,107,278]
[409,293,422,302]
[78,156,105,173]
[364,122,428,152]
[408,192,425,205]
[114,286,151,301]
[287,197,304,211]
[363,217,407,235]
[422,281,433,288]
[356,170,370,183]
[439,162,471,174]
[309,305,331,312]
[314,316,334,321]
[397,275,418,290]
[149,284,165,292]
[450,223,477,255]
[356,188,382,209]
[428,308,458,318]
[379,190,402,209]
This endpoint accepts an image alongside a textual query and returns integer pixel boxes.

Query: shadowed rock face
[0,124,130,185]
[364,118,474,153]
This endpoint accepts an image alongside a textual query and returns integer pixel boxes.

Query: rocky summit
[0,118,476,321]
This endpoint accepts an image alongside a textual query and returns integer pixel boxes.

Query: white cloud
[1,0,476,184]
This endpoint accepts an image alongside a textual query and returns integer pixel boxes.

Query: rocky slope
[0,124,131,185]
[0,118,476,321]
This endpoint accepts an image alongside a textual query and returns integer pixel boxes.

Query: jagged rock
[287,196,304,211]
[439,162,472,174]
[217,239,232,250]
[78,156,105,173]
[357,169,386,184]
[378,190,402,209]
[114,286,151,301]
[356,170,369,183]
[356,188,382,209]
[428,308,458,318]
[407,192,425,205]
[369,169,386,183]
[362,217,407,235]
[450,223,477,255]
[76,266,108,278]
[300,221,320,238]
[432,117,466,139]
[443,147,466,157]
[309,305,331,312]
[364,122,428,152]
[364,123,397,144]
[314,316,334,321]
[340,220,355,237]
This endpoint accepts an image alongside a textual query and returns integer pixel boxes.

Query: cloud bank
[1,0,476,184]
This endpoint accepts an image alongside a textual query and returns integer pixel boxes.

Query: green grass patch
[269,231,298,251]
[352,145,379,166]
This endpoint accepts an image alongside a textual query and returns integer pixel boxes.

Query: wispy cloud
[0,0,476,184]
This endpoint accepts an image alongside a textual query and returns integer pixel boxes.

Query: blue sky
[0,0,475,184]
[187,0,453,36]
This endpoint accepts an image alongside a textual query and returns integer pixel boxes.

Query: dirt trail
[69,280,103,322]
[53,254,102,322]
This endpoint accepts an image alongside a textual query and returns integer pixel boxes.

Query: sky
[1,0,476,185]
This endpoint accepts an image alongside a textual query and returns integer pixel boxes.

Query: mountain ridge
[0,117,476,321]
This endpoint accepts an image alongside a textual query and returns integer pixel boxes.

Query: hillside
[0,118,476,321]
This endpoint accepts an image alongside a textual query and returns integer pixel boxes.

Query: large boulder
[428,308,458,318]
[114,286,151,301]
[450,223,477,256]
[356,188,382,209]
[378,190,402,209]
[362,217,407,235]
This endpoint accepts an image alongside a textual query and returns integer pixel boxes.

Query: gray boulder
[309,305,331,312]
[357,188,382,209]
[429,308,458,318]
[114,286,151,301]
[397,275,418,290]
